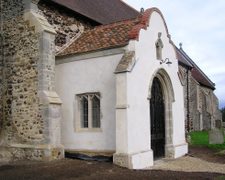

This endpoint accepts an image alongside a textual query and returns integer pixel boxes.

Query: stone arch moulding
[148,68,175,158]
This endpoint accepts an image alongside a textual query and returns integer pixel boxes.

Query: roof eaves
[175,46,193,68]
[199,82,216,90]
[57,17,139,57]
[179,48,215,88]
[57,43,129,58]
[178,61,192,69]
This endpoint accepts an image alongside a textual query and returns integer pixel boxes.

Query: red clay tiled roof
[191,68,215,90]
[50,0,140,24]
[129,8,169,40]
[57,18,140,57]
[57,8,170,57]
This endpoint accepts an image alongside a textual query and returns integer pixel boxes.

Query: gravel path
[150,156,225,174]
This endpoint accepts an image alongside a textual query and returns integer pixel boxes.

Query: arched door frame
[148,68,175,158]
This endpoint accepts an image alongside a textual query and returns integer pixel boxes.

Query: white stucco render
[56,9,187,170]
[56,52,123,152]
[113,11,187,169]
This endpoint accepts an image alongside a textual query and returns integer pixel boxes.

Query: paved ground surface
[0,146,224,180]
[152,156,225,174]
[151,146,225,174]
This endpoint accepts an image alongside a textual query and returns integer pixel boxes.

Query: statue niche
[155,32,164,60]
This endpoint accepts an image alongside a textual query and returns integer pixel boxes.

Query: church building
[0,0,221,169]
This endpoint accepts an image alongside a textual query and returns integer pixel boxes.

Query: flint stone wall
[0,63,2,128]
[189,76,200,131]
[179,65,222,132]
[0,31,3,129]
[0,0,63,161]
[179,66,192,132]
[1,0,43,144]
[38,0,94,50]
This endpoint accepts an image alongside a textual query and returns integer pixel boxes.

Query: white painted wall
[55,9,187,169]
[56,53,123,151]
[127,11,186,153]
[114,11,187,168]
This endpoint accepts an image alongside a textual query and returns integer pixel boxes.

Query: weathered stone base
[0,144,64,162]
[113,150,153,169]
[165,143,188,159]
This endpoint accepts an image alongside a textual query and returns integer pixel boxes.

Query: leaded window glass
[92,95,100,128]
[77,93,101,130]
[81,96,88,128]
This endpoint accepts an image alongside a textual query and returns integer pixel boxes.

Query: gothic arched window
[77,93,101,130]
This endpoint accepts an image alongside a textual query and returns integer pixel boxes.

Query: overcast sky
[124,0,225,108]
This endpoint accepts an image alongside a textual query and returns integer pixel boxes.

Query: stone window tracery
[76,93,101,130]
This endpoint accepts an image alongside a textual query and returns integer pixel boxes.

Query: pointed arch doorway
[150,77,165,159]
[149,69,175,160]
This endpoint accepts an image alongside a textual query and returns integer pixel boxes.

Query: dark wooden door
[150,77,165,159]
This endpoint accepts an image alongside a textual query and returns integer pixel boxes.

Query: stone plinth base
[113,150,153,169]
[165,143,188,159]
[0,144,64,162]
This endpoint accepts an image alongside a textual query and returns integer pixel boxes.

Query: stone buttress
[0,0,63,161]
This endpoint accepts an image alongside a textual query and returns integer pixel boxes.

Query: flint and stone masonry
[179,65,222,132]
[0,0,222,164]
[0,0,63,161]
[38,0,94,49]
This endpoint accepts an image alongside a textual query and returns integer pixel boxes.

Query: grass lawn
[189,131,225,151]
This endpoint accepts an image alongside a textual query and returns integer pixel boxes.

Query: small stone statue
[155,32,164,60]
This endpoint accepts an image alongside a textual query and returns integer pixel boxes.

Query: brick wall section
[38,0,94,49]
